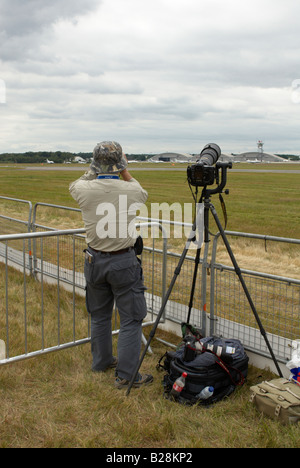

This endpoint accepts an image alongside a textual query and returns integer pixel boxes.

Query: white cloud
[1,0,300,154]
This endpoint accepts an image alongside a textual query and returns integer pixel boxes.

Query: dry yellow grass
[212,237,300,280]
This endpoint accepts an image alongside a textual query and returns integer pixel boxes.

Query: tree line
[0,151,298,164]
[276,154,300,161]
[0,152,150,164]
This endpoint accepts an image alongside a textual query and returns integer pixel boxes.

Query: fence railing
[0,197,299,372]
[0,223,167,365]
[207,231,300,364]
[0,197,32,234]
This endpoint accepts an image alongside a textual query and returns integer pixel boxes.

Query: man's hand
[120,154,133,181]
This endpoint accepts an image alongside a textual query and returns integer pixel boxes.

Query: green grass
[0,166,75,207]
[0,163,299,238]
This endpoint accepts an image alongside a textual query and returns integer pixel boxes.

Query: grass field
[1,162,299,278]
[0,162,299,238]
[0,163,300,448]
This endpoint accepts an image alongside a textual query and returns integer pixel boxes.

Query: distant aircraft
[46,159,54,164]
[74,156,87,164]
[247,159,261,163]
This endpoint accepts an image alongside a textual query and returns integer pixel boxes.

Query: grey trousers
[84,248,147,381]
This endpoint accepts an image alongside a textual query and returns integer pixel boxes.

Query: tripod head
[201,161,232,200]
[197,161,232,244]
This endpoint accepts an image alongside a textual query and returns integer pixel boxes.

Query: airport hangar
[148,152,286,163]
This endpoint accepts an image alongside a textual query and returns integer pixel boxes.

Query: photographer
[69,141,153,389]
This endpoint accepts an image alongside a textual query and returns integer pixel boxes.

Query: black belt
[88,246,132,256]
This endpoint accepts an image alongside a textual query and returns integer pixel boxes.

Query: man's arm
[120,168,148,203]
[69,167,98,198]
[119,154,133,181]
[119,168,133,181]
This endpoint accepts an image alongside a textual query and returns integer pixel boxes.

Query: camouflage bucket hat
[91,141,128,174]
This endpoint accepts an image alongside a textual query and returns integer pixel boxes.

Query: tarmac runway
[19,166,300,174]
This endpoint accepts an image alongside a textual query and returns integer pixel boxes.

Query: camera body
[187,143,221,187]
[187,163,216,187]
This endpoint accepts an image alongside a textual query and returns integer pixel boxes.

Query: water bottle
[287,340,300,384]
[196,386,214,400]
[170,372,187,399]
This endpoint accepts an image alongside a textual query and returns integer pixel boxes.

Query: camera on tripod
[126,141,283,396]
[187,143,233,197]
[187,143,221,187]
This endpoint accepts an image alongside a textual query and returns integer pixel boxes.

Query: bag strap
[156,352,170,372]
[192,337,246,386]
[213,352,245,386]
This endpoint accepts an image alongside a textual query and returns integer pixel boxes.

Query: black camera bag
[159,335,249,405]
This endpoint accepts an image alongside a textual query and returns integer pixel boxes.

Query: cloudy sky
[1,0,300,155]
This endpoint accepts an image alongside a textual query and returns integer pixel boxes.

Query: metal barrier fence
[0,229,88,363]
[0,197,32,234]
[0,197,299,370]
[207,231,300,365]
[0,224,167,364]
[0,197,33,273]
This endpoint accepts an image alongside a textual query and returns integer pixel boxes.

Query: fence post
[0,196,33,275]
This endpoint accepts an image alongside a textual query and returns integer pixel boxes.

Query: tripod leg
[209,202,283,377]
[187,202,206,324]
[186,246,201,324]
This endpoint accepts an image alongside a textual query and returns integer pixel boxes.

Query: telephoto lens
[198,143,221,166]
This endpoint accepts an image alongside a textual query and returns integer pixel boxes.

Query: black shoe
[115,373,153,389]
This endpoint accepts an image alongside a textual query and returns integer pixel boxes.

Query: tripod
[126,166,283,396]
